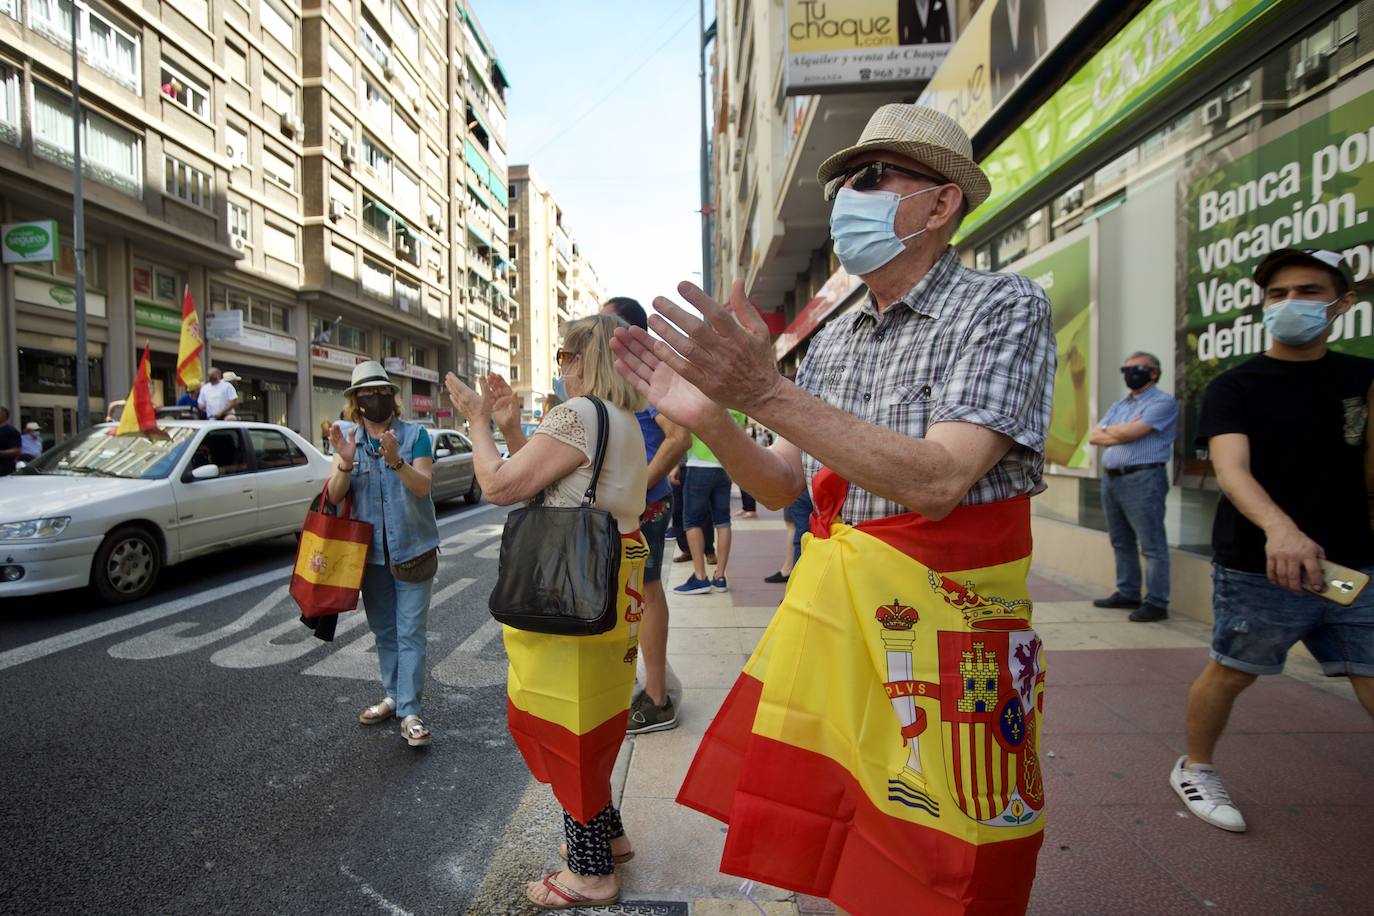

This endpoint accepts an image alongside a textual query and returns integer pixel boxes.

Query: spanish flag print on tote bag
[678,469,1045,915]
[290,484,373,618]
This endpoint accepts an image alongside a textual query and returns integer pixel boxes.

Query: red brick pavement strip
[713,510,1374,916]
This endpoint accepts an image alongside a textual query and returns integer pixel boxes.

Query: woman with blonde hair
[327,360,439,747]
[445,314,648,910]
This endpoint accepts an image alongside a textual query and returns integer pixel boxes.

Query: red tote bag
[290,483,375,618]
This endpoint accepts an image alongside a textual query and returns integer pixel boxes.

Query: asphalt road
[0,499,538,916]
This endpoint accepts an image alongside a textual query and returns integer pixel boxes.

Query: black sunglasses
[827,161,945,201]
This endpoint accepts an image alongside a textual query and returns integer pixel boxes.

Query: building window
[409,344,428,367]
[313,317,368,352]
[262,71,296,117]
[422,45,441,78]
[396,275,420,313]
[225,42,248,84]
[510,364,519,382]
[382,335,400,359]
[392,113,419,162]
[358,12,390,69]
[395,223,420,265]
[362,134,391,183]
[225,123,248,171]
[263,147,295,190]
[263,219,295,261]
[159,62,209,118]
[228,201,250,241]
[31,0,141,93]
[32,86,142,195]
[509,333,518,352]
[425,195,443,232]
[164,154,211,208]
[260,0,294,49]
[509,274,518,292]
[361,257,393,301]
[0,65,18,145]
[330,243,355,278]
[393,164,420,215]
[362,195,391,242]
[392,5,419,60]
[328,38,353,81]
[362,77,391,124]
[509,213,517,230]
[0,0,16,19]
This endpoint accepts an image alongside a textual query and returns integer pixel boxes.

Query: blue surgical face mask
[1262,297,1338,345]
[829,185,943,276]
[552,375,568,401]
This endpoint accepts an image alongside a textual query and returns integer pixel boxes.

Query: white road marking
[210,611,368,669]
[338,864,415,916]
[436,502,502,528]
[432,617,506,689]
[439,523,505,554]
[301,579,475,682]
[0,569,285,672]
[107,584,291,660]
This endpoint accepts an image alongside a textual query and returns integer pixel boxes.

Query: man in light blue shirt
[1089,351,1179,621]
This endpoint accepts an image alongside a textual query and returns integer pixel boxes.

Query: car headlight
[0,517,71,540]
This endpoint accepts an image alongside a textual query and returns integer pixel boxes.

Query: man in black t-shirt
[0,407,22,476]
[1173,249,1374,834]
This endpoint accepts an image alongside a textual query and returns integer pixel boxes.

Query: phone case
[1310,561,1370,606]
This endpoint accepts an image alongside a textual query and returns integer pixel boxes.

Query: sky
[473,0,707,307]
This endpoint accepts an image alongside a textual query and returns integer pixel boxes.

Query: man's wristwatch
[388,458,405,471]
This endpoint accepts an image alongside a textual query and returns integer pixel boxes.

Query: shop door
[171,428,259,556]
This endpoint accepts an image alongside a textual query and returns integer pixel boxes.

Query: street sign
[2,220,58,263]
[206,309,244,340]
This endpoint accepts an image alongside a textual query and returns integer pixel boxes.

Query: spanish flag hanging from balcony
[112,344,164,438]
[678,469,1046,915]
[503,532,649,823]
[176,285,203,389]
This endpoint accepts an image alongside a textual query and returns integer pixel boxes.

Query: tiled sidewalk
[613,501,1374,916]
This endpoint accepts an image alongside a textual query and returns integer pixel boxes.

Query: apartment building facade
[0,0,511,442]
[508,163,603,418]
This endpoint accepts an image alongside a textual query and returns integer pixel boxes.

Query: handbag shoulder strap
[582,396,610,507]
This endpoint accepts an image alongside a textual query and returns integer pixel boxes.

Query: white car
[0,421,332,603]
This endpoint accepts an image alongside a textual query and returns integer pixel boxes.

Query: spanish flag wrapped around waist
[504,530,649,823]
[678,469,1046,915]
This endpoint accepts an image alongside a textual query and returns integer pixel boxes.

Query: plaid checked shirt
[794,248,1056,523]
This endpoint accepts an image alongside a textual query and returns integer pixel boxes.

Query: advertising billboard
[784,0,955,95]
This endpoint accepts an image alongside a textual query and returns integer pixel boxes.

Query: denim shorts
[1210,563,1374,677]
[640,497,671,584]
[684,466,731,530]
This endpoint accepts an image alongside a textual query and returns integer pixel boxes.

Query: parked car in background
[0,421,331,603]
[429,429,481,505]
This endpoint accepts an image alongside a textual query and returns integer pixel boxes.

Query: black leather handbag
[488,397,622,635]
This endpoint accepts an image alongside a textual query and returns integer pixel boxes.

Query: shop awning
[773,267,864,360]
[466,221,492,250]
[466,178,494,211]
[492,60,510,90]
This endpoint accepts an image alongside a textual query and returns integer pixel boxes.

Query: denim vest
[350,419,439,566]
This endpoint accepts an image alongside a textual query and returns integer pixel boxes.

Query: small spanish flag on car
[678,469,1046,915]
[112,345,165,438]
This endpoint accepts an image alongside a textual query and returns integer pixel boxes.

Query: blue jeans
[641,497,672,584]
[361,564,433,718]
[786,490,814,566]
[684,466,732,530]
[1100,465,1170,607]
[1211,563,1374,676]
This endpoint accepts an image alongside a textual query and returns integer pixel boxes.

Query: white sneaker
[1169,755,1247,832]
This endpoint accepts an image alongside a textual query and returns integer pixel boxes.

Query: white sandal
[359,699,395,725]
[400,715,432,747]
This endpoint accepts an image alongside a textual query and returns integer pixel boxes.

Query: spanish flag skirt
[504,530,649,824]
[678,470,1046,914]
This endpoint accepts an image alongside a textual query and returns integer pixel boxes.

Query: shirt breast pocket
[886,380,938,435]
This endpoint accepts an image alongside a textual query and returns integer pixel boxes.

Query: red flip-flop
[526,871,620,910]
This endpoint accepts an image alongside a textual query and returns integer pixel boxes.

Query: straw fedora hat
[817,104,991,211]
[344,360,398,395]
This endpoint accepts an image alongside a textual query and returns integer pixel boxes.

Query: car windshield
[26,425,197,479]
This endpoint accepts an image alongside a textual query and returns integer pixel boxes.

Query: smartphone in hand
[1307,560,1370,606]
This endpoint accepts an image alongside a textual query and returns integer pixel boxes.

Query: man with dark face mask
[1088,351,1179,621]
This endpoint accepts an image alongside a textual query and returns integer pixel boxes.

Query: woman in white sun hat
[326,360,440,747]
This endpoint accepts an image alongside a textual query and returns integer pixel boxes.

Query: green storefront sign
[2,219,58,263]
[958,0,1285,242]
[1177,80,1374,451]
[135,300,183,332]
[1008,228,1096,473]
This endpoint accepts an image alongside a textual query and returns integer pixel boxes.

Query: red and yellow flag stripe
[678,469,1045,914]
[504,531,648,823]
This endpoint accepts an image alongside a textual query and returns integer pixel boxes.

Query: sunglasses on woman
[826,161,946,201]
[555,348,578,366]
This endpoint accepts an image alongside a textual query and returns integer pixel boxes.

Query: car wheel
[464,477,482,505]
[91,525,162,604]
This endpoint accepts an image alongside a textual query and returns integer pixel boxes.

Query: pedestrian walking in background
[675,415,746,596]
[319,418,332,453]
[669,457,713,563]
[1089,351,1179,622]
[445,314,649,910]
[1173,248,1374,834]
[602,296,692,734]
[765,488,813,584]
[0,407,22,476]
[197,368,239,421]
[326,361,439,748]
[612,103,1054,914]
[20,421,43,460]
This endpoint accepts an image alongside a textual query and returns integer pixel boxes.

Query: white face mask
[828,184,944,275]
